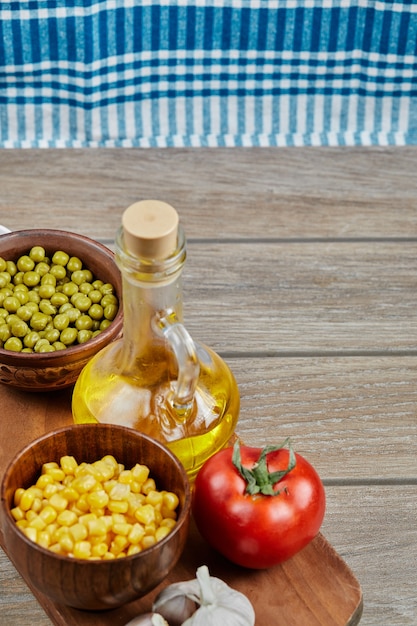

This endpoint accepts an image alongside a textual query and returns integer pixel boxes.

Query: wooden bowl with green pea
[0,423,191,610]
[0,229,123,391]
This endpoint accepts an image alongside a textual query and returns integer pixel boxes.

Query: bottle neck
[115,224,186,363]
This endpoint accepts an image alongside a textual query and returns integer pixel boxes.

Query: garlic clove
[123,612,170,626]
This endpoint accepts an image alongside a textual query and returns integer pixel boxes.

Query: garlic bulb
[153,565,255,626]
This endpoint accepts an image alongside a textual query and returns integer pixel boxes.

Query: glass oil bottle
[72,200,240,480]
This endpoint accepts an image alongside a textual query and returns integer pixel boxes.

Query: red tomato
[192,440,325,569]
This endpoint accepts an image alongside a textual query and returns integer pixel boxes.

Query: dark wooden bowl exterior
[0,424,191,610]
[0,229,123,391]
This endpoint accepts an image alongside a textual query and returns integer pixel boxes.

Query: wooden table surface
[0,147,416,625]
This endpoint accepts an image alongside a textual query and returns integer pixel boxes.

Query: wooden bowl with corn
[0,423,191,610]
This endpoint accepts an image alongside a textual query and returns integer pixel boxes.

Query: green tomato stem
[232,438,296,496]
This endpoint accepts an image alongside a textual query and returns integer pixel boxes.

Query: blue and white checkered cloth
[1,1,416,148]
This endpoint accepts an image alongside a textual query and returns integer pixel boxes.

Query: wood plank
[183,241,417,353]
[1,148,417,240]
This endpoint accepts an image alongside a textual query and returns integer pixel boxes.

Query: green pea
[104,304,118,321]
[60,327,78,346]
[23,270,41,287]
[4,336,23,352]
[35,262,51,277]
[3,296,21,313]
[71,270,86,286]
[41,272,57,286]
[11,319,29,338]
[52,250,69,266]
[0,257,6,272]
[88,289,103,304]
[99,319,112,331]
[38,284,56,299]
[100,294,118,307]
[0,324,11,342]
[13,271,24,285]
[6,261,17,276]
[53,313,70,331]
[50,264,67,280]
[28,290,40,304]
[100,283,115,295]
[23,331,41,348]
[21,347,33,353]
[44,328,60,343]
[88,303,104,321]
[77,329,93,344]
[75,314,94,331]
[50,292,68,307]
[30,311,50,331]
[64,307,81,323]
[79,282,93,295]
[67,256,83,273]
[17,255,35,272]
[72,294,91,312]
[29,246,46,263]
[83,270,93,283]
[14,290,29,305]
[0,272,11,289]
[53,341,67,351]
[16,305,33,322]
[39,300,56,316]
[62,282,79,297]
[34,338,51,353]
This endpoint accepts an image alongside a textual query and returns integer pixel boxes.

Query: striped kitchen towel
[0,1,416,148]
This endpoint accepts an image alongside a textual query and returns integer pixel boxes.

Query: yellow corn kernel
[69,522,88,542]
[37,530,51,549]
[23,526,38,542]
[87,489,109,510]
[92,542,108,558]
[48,493,69,512]
[90,534,109,547]
[53,525,71,543]
[16,520,28,530]
[31,497,43,513]
[127,544,142,556]
[25,510,38,522]
[36,473,54,490]
[161,506,177,520]
[118,469,133,485]
[109,482,130,501]
[163,491,179,512]
[141,478,156,495]
[161,517,177,530]
[134,504,155,526]
[141,535,156,550]
[57,509,78,527]
[108,499,129,514]
[145,490,163,508]
[131,463,150,484]
[49,543,64,555]
[73,492,90,513]
[144,523,156,537]
[73,540,92,559]
[45,523,58,539]
[91,459,115,481]
[130,480,143,494]
[61,486,79,503]
[153,509,163,526]
[59,534,74,554]
[103,551,116,560]
[43,483,59,498]
[101,454,118,469]
[14,488,25,506]
[28,514,47,531]
[11,506,25,521]
[110,535,128,555]
[87,518,108,537]
[127,493,145,515]
[40,505,58,526]
[79,512,97,526]
[42,461,60,473]
[19,489,35,511]
[112,522,132,537]
[60,455,78,475]
[71,474,97,493]
[44,466,66,482]
[128,523,145,545]
[155,526,172,542]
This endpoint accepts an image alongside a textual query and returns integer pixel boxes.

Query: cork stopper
[122,200,179,260]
